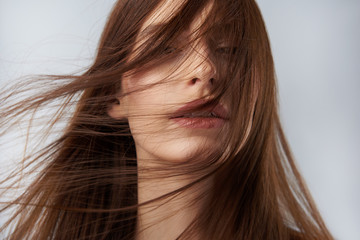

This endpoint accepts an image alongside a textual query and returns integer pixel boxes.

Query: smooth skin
[108,1,227,239]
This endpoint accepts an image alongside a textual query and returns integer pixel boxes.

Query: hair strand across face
[0,0,334,239]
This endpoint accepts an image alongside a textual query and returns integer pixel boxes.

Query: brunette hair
[0,0,333,239]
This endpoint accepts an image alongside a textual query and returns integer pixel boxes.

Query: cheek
[123,68,184,119]
[127,95,225,163]
[125,85,169,120]
[124,75,173,153]
[122,68,225,163]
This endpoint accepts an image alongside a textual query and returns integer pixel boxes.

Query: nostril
[190,78,198,85]
[210,78,214,85]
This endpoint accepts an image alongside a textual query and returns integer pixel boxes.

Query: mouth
[170,99,229,129]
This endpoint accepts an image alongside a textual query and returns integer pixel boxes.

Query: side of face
[108,0,229,164]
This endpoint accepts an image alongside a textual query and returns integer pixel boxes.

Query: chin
[137,136,219,164]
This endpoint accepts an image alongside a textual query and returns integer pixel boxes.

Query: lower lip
[171,117,226,129]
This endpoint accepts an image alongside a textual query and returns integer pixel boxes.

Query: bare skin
[136,164,213,240]
[108,1,222,239]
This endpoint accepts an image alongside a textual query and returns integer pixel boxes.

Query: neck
[136,160,212,240]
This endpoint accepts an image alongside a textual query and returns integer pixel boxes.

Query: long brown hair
[0,0,333,239]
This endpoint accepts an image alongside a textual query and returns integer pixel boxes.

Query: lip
[170,99,229,129]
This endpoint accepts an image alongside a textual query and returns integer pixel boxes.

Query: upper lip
[170,99,229,120]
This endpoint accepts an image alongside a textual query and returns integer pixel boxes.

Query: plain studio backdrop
[0,1,359,239]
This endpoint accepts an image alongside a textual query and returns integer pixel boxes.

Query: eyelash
[163,46,178,54]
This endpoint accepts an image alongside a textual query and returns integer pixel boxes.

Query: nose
[187,42,216,95]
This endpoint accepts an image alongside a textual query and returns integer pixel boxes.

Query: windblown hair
[0,0,333,239]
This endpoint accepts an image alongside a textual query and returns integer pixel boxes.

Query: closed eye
[163,46,178,54]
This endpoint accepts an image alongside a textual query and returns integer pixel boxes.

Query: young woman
[0,0,334,239]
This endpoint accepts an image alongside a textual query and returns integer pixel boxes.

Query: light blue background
[1,1,359,239]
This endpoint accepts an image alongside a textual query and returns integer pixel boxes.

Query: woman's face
[109,0,230,163]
